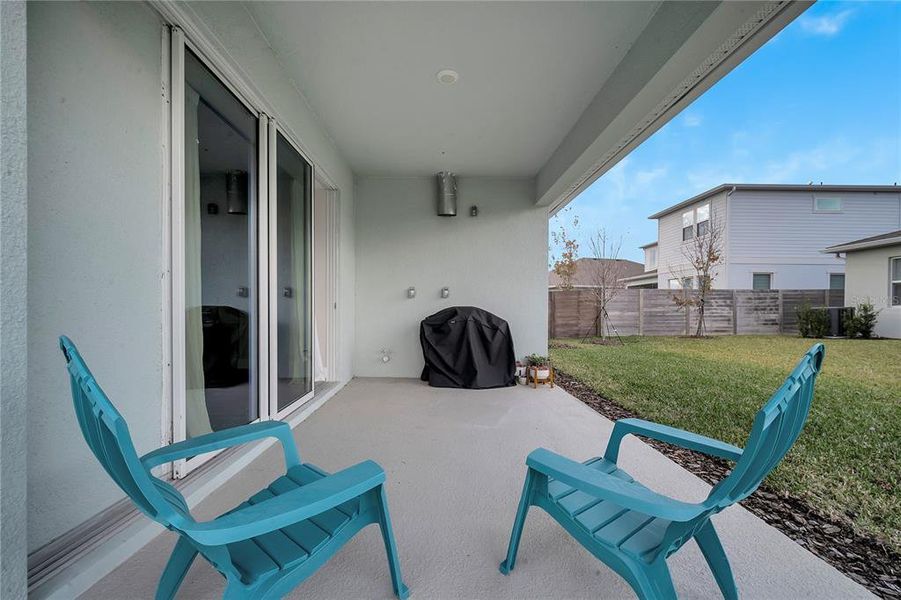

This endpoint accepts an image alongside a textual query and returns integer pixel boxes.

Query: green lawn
[549,336,901,551]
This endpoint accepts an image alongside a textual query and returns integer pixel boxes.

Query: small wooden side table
[527,365,555,389]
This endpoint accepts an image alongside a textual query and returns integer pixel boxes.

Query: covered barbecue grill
[419,306,516,389]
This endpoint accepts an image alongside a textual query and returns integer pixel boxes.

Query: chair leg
[376,485,410,600]
[155,537,198,600]
[695,520,738,600]
[625,557,677,600]
[223,579,251,600]
[499,468,535,575]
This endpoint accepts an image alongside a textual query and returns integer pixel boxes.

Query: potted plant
[515,360,527,384]
[526,354,552,385]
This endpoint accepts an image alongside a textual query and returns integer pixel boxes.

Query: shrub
[844,302,880,339]
[797,302,829,338]
[526,354,550,367]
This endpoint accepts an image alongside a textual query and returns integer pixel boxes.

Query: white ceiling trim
[147,0,343,191]
[546,0,808,215]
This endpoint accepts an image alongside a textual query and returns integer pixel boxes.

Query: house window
[829,273,845,290]
[814,197,842,213]
[668,278,682,290]
[891,257,901,306]
[645,246,657,271]
[752,273,772,290]
[682,277,694,290]
[696,204,710,236]
[682,210,694,241]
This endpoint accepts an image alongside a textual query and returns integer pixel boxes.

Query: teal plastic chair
[500,344,825,600]
[60,336,409,600]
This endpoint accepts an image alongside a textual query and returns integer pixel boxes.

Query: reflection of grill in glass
[201,305,249,388]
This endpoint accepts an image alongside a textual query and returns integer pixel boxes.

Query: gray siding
[725,190,901,289]
[656,191,728,288]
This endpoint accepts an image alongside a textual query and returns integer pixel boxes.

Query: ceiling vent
[436,172,457,217]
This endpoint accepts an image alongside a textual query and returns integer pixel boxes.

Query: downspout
[724,186,736,288]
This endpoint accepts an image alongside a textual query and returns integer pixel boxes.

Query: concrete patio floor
[85,378,872,599]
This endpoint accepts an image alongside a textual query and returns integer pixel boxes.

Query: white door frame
[170,30,269,478]
[314,182,340,382]
[163,18,340,477]
[269,121,317,421]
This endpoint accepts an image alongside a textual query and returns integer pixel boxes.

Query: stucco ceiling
[243,1,662,177]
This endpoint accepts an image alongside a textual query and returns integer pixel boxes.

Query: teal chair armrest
[527,448,703,522]
[603,418,743,464]
[141,421,300,471]
[182,460,386,545]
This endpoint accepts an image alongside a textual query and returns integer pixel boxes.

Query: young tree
[671,212,724,337]
[549,209,579,289]
[585,229,626,342]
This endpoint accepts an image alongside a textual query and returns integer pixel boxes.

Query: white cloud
[799,9,853,36]
[552,157,670,259]
[681,112,703,127]
[681,136,889,190]
[762,138,862,182]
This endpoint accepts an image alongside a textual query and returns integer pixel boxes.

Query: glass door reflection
[274,131,313,412]
[184,48,259,437]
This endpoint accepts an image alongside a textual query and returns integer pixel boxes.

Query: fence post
[732,289,738,334]
[548,291,555,339]
[778,290,784,334]
[638,289,644,336]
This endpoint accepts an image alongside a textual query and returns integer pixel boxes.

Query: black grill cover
[419,306,516,389]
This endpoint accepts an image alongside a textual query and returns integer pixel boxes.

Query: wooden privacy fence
[548,288,845,338]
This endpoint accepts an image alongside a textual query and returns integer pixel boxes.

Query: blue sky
[551,0,901,264]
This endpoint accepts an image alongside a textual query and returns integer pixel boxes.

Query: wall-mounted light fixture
[470,205,478,217]
[436,172,457,216]
[407,287,416,299]
[226,170,248,215]
[441,287,450,299]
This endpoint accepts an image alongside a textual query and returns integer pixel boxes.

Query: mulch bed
[555,370,901,599]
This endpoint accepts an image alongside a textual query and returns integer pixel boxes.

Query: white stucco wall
[27,0,167,553]
[1,0,28,595]
[354,177,548,377]
[26,1,358,553]
[845,245,901,339]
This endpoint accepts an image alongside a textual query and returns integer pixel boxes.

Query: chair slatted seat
[60,336,409,600]
[500,344,826,600]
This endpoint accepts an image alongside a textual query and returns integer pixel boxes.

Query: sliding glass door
[182,48,260,440]
[171,32,315,476]
[271,131,314,415]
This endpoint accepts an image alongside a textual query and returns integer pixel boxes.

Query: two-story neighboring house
[622,242,659,288]
[647,184,901,290]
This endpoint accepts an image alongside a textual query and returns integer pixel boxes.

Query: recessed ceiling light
[436,69,459,85]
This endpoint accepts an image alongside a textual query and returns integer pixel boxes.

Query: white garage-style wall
[354,177,548,377]
[845,245,901,339]
[26,0,358,555]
